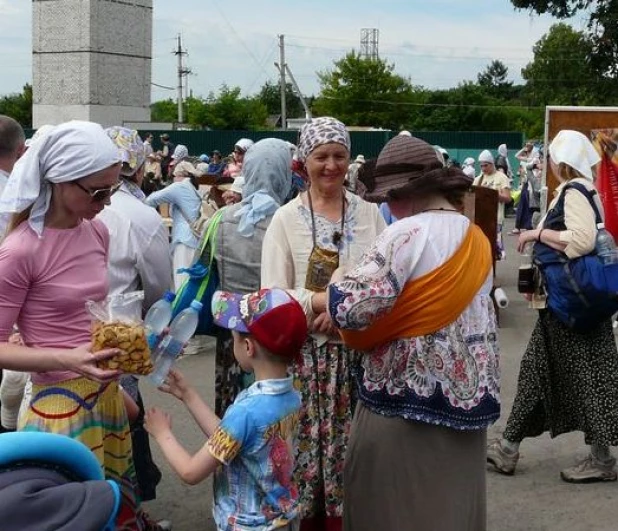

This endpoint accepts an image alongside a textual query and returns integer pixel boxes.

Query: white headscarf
[462,165,476,179]
[478,150,494,164]
[549,130,600,181]
[498,143,512,175]
[0,120,119,238]
[234,138,254,152]
[25,124,55,148]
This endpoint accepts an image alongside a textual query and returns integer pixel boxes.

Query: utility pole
[278,34,287,131]
[174,33,190,124]
[275,35,311,126]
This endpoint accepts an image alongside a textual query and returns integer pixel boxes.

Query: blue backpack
[171,210,223,336]
[534,182,618,331]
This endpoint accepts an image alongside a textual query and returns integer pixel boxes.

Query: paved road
[143,220,618,531]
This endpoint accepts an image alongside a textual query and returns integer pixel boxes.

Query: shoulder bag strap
[199,209,224,262]
[194,210,224,300]
[174,186,206,236]
[563,182,603,225]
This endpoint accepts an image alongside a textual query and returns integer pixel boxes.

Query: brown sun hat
[366,135,471,202]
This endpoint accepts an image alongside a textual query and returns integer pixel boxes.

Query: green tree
[477,60,513,98]
[511,0,618,92]
[0,84,32,128]
[202,85,268,130]
[406,82,543,137]
[150,99,177,123]
[257,81,304,119]
[522,23,596,105]
[314,51,419,129]
[151,87,268,130]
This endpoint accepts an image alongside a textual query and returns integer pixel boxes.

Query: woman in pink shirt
[0,121,156,531]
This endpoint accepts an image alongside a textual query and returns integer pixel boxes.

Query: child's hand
[158,369,192,401]
[144,407,172,437]
[8,332,24,346]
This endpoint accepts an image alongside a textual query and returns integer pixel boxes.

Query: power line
[285,32,536,53]
[210,0,271,79]
[285,41,589,63]
[320,95,544,110]
[151,82,175,90]
[246,39,278,93]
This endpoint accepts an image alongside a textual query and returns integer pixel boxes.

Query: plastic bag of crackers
[86,291,154,375]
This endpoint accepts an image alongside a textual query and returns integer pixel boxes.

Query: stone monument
[32,0,152,128]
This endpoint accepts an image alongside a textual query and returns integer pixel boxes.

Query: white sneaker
[560,455,617,484]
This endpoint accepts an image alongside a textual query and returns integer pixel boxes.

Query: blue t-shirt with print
[207,377,301,531]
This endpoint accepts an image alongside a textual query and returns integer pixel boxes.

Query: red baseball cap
[211,288,307,360]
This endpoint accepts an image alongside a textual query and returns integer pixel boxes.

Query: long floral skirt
[293,338,358,519]
[19,378,145,530]
[503,310,618,446]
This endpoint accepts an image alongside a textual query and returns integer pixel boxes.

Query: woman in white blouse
[488,130,618,483]
[261,117,385,531]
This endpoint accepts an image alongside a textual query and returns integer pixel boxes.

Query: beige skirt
[344,403,487,531]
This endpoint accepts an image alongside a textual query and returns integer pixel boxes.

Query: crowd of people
[0,112,614,531]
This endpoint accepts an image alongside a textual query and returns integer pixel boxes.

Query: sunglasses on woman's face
[72,180,122,202]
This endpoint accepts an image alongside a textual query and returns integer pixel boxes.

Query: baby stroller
[0,431,120,530]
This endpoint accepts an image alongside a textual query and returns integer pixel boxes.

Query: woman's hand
[312,312,338,336]
[63,344,121,383]
[158,369,192,401]
[517,229,541,253]
[144,407,172,438]
[330,266,347,284]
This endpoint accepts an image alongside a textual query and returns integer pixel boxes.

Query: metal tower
[360,28,379,61]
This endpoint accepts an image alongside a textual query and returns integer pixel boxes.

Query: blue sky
[1,0,581,101]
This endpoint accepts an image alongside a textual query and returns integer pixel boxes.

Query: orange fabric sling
[340,224,492,351]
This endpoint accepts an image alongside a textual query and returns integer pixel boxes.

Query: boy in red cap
[145,288,307,531]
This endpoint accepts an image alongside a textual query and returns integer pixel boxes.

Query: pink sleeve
[0,231,34,342]
[90,219,110,263]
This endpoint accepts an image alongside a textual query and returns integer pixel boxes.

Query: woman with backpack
[209,138,296,416]
[487,130,618,483]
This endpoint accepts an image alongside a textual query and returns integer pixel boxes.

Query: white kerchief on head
[0,120,119,238]
[462,165,476,179]
[478,150,494,164]
[549,130,600,181]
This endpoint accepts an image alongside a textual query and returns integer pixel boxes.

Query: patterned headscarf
[104,127,145,177]
[172,144,189,161]
[297,117,351,162]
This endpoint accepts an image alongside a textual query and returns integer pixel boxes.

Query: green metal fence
[23,128,524,182]
[132,130,523,160]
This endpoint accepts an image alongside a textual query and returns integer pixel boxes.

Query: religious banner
[592,130,618,240]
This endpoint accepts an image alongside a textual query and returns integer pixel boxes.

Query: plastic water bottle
[143,291,175,351]
[596,223,618,265]
[148,300,203,387]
